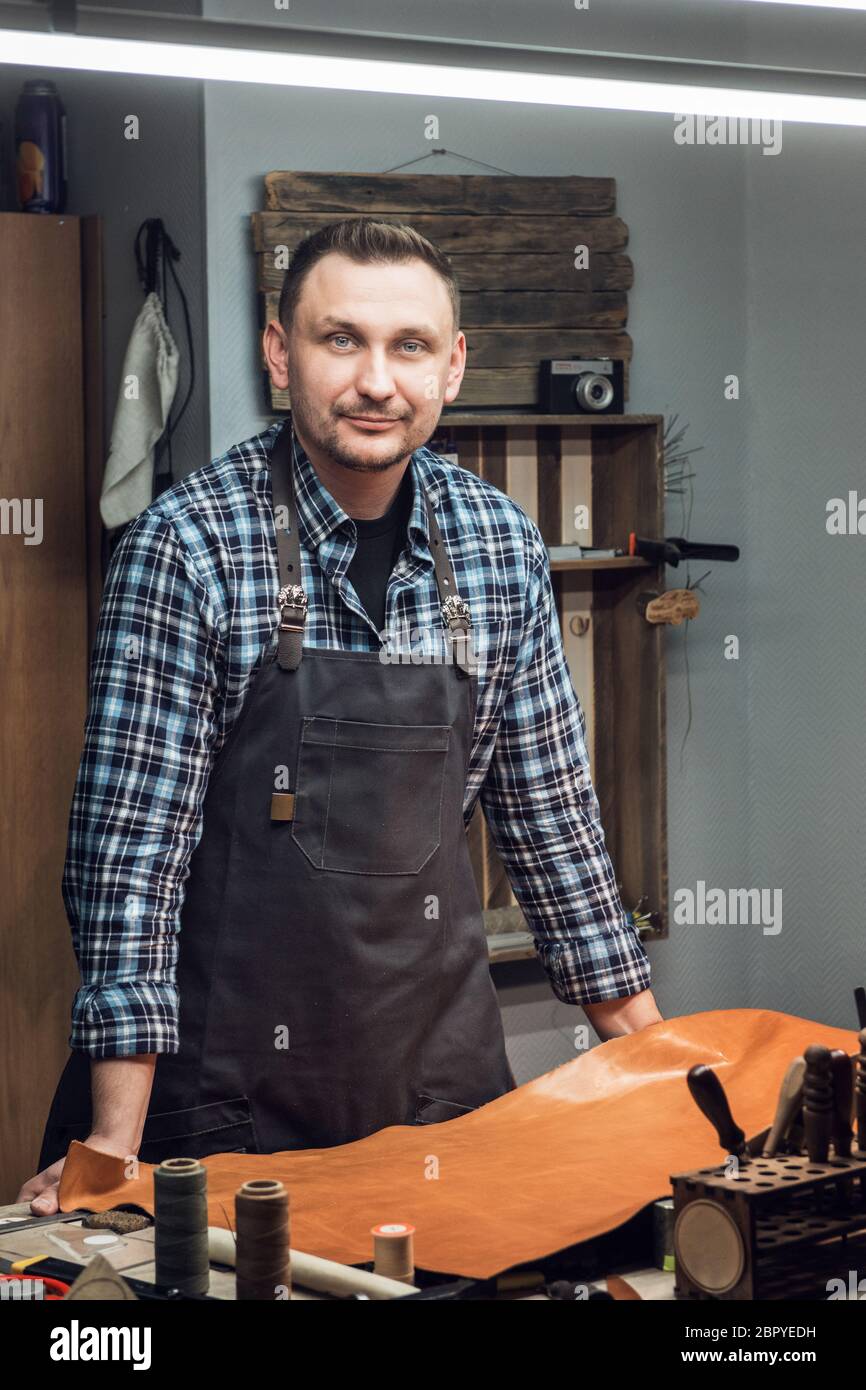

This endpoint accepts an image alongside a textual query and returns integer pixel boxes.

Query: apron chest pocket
[290,717,451,875]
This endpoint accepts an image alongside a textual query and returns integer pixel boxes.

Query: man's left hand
[583,988,664,1041]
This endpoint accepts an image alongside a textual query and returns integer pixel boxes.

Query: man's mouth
[342,415,402,432]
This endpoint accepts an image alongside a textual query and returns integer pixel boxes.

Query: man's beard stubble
[288,378,436,474]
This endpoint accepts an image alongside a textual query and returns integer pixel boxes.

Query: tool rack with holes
[671,1008,866,1301]
[671,1151,866,1301]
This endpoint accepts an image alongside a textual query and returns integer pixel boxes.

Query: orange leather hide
[58,1009,858,1278]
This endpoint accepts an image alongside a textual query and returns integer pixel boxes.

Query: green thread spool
[154,1156,210,1295]
[235,1179,291,1301]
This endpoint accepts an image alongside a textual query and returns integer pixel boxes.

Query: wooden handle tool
[762,1056,806,1158]
[830,1050,854,1158]
[856,1028,866,1152]
[803,1044,834,1162]
[686,1064,746,1158]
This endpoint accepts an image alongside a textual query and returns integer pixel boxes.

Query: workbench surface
[0,1201,675,1300]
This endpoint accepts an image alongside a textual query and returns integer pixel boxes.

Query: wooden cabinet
[0,213,103,1200]
[428,413,668,962]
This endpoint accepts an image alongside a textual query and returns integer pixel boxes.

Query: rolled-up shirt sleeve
[63,511,224,1057]
[479,527,652,1006]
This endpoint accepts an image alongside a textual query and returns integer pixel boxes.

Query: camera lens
[574,372,614,412]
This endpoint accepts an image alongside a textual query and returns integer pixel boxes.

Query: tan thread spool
[154,1157,209,1295]
[371,1222,415,1283]
[235,1179,291,1301]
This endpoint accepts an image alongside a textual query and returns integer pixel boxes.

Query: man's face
[278,253,465,474]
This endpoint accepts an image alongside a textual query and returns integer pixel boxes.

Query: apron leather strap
[270,419,476,677]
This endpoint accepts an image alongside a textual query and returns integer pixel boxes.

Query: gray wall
[740,126,866,1024]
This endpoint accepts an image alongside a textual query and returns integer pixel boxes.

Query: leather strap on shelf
[268,420,477,678]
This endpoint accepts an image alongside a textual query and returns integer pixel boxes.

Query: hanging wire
[381,146,519,176]
[159,229,195,485]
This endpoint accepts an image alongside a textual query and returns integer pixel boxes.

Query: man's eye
[330,335,352,348]
[402,341,424,353]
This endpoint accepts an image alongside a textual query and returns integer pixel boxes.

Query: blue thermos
[14,79,67,214]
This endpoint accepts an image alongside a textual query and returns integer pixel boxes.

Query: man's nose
[353,351,397,400]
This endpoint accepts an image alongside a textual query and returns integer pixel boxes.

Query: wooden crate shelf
[426,413,669,955]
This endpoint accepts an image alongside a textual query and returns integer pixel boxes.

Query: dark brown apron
[39,420,515,1167]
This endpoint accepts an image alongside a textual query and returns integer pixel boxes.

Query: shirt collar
[282,420,439,563]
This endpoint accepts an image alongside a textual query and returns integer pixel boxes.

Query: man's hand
[16,1132,137,1218]
[583,988,664,1042]
[18,1054,157,1217]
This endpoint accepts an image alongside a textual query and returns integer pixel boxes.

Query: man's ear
[442,330,467,406]
[263,319,290,392]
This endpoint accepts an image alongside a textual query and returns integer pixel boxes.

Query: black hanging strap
[133,217,196,486]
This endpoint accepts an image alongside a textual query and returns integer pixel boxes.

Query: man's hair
[278,217,460,335]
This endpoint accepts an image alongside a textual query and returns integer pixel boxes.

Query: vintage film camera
[539,357,624,414]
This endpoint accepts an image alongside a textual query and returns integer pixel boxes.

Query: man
[22,218,661,1215]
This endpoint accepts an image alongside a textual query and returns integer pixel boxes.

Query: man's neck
[293,423,411,520]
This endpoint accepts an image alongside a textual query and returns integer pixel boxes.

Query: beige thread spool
[371,1222,415,1283]
[153,1156,210,1295]
[235,1178,291,1301]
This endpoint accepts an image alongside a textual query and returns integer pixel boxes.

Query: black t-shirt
[345,465,414,633]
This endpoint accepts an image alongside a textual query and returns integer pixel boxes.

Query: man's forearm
[64,511,220,1063]
[583,988,664,1042]
[89,1055,157,1154]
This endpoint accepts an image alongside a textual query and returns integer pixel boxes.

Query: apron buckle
[441,595,478,676]
[441,593,471,634]
[278,584,308,631]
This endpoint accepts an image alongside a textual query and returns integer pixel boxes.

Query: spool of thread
[371,1223,415,1283]
[652,1197,675,1272]
[153,1157,210,1295]
[235,1179,291,1301]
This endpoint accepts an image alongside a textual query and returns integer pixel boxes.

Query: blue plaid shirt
[65,421,651,1057]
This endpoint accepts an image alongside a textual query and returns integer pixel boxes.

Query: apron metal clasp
[441,594,471,635]
[278,583,308,632]
[441,595,477,676]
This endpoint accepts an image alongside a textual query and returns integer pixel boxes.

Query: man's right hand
[20,1054,157,1215]
[17,1133,137,1217]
